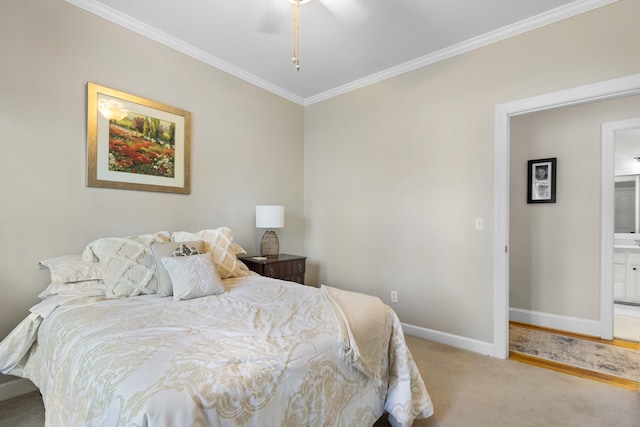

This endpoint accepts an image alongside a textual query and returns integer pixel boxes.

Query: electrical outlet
[390,291,398,303]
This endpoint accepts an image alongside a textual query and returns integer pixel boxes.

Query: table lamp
[256,205,285,257]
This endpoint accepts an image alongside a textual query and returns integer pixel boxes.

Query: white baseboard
[402,322,494,356]
[614,303,640,318]
[0,378,37,402]
[509,307,601,336]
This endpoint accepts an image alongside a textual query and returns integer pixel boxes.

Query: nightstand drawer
[293,259,305,274]
[264,262,291,278]
[238,254,306,285]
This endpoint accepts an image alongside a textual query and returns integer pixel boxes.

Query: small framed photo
[86,82,191,194]
[527,158,556,204]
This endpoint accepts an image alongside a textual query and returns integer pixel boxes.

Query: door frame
[603,117,640,333]
[493,73,640,358]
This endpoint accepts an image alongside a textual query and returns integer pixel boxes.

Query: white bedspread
[1,275,433,426]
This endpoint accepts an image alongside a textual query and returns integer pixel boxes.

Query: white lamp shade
[256,205,285,229]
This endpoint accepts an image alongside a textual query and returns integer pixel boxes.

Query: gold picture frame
[87,82,191,194]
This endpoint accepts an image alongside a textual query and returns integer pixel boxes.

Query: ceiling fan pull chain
[292,0,301,71]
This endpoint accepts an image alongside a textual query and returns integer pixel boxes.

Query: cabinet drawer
[629,253,640,264]
[614,252,626,264]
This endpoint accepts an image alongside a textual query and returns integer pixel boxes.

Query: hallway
[509,322,639,390]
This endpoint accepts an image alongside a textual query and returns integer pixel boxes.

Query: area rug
[509,324,640,382]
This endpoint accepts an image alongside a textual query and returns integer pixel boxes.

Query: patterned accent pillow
[82,232,171,298]
[171,227,250,279]
[39,254,103,284]
[173,243,200,257]
[150,241,204,297]
[161,252,225,301]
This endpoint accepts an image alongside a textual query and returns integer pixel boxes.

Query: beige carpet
[385,336,640,426]
[0,390,44,427]
[2,337,640,426]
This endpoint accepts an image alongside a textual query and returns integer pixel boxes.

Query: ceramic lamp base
[260,230,280,257]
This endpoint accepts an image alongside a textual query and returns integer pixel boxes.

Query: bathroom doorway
[610,121,640,343]
[494,73,640,359]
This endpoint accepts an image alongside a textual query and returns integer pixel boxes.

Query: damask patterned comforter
[1,275,433,426]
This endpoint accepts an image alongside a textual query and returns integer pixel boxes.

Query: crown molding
[65,0,305,105]
[304,0,619,105]
[66,0,617,107]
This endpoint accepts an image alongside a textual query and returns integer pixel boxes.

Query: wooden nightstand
[238,254,306,284]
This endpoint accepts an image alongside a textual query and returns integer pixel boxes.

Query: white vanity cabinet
[613,248,640,304]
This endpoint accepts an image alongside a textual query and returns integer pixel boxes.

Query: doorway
[604,118,640,343]
[493,73,640,359]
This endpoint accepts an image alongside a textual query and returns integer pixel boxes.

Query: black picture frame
[527,158,557,204]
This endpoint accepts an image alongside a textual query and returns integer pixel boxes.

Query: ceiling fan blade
[256,0,289,34]
[319,0,371,25]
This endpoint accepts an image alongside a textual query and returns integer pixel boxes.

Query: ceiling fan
[258,0,370,71]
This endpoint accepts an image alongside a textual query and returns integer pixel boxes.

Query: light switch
[475,217,484,231]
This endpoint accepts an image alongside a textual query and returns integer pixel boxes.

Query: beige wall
[304,0,640,342]
[510,95,640,320]
[0,0,303,383]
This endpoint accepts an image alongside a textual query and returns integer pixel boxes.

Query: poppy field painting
[86,83,191,194]
[108,115,176,178]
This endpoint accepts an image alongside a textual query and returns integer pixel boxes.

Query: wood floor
[509,321,640,391]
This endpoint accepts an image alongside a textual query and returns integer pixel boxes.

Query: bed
[0,228,433,426]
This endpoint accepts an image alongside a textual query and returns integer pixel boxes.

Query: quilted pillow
[39,254,103,284]
[171,227,250,279]
[82,231,171,298]
[230,242,247,255]
[150,240,205,297]
[162,252,225,301]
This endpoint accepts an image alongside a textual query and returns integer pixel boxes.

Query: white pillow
[161,252,225,301]
[39,254,103,284]
[150,241,204,297]
[171,227,250,279]
[82,231,171,298]
[38,280,106,298]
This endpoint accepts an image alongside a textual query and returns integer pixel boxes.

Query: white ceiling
[66,0,615,105]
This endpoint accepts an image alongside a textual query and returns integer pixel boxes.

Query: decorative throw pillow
[171,227,250,279]
[150,241,204,297]
[39,254,103,284]
[161,252,225,301]
[82,231,171,298]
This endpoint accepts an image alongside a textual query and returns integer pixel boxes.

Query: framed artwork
[527,158,556,203]
[87,82,191,194]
